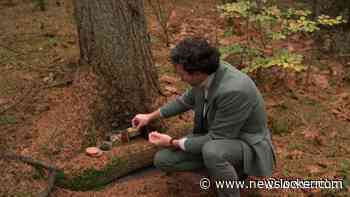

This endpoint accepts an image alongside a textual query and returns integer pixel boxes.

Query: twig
[43,79,73,89]
[39,170,57,197]
[146,0,175,46]
[0,153,59,171]
[0,153,59,197]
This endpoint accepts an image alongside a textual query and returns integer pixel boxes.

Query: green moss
[271,116,290,135]
[32,166,46,180]
[56,156,128,191]
[287,142,305,150]
[0,115,17,125]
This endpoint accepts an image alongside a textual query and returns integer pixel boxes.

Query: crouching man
[132,37,275,197]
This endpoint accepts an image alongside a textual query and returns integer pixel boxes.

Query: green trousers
[154,139,250,197]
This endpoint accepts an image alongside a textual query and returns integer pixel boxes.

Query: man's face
[174,64,207,87]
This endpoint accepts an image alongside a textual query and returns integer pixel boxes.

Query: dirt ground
[0,0,349,196]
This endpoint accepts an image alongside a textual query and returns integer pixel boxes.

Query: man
[132,37,275,197]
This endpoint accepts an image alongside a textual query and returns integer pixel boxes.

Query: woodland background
[0,0,349,196]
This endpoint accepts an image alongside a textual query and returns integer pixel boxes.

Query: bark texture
[57,128,190,191]
[73,0,160,140]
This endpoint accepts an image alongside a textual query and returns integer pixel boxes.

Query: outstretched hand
[148,131,172,147]
[131,113,152,130]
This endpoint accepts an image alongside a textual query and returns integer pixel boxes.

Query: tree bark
[57,128,190,191]
[73,0,160,142]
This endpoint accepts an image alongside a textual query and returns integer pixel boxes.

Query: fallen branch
[0,153,60,197]
[43,79,73,89]
[39,170,57,197]
[56,128,189,191]
[0,153,59,171]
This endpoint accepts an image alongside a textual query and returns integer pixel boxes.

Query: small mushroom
[85,147,103,157]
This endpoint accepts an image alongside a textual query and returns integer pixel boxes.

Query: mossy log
[56,128,189,191]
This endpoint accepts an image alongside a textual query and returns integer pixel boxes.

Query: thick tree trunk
[73,0,160,143]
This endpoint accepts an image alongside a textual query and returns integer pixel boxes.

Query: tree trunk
[73,0,160,143]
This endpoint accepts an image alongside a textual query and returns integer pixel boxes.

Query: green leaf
[0,115,17,125]
[219,44,244,57]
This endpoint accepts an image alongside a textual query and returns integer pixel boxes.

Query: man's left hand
[148,131,172,147]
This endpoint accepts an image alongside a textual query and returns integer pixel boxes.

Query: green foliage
[150,35,160,43]
[0,115,17,125]
[32,166,46,180]
[218,0,346,79]
[270,32,286,40]
[223,27,234,37]
[238,49,305,73]
[285,16,319,33]
[218,0,253,19]
[271,116,290,135]
[32,0,47,11]
[47,36,59,46]
[219,43,243,59]
[317,15,347,26]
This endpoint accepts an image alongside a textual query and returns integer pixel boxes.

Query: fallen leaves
[160,75,180,96]
[0,98,8,105]
[330,93,350,122]
[312,74,330,89]
[306,165,322,174]
[301,127,327,146]
[287,150,304,160]
[164,86,178,93]
[159,75,178,84]
[302,128,319,140]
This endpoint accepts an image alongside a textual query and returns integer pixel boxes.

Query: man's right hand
[131,113,153,130]
[131,109,161,130]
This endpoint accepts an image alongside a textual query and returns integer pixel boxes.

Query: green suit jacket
[160,62,275,176]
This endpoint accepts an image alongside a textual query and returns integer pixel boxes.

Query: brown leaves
[306,165,322,174]
[302,129,319,140]
[166,9,177,29]
[0,98,8,106]
[160,75,180,96]
[160,75,178,84]
[301,127,327,146]
[164,86,179,94]
[287,150,304,160]
[312,74,330,89]
[331,93,350,122]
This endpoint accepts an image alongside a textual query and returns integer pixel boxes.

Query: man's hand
[132,113,153,130]
[131,109,161,130]
[148,131,172,147]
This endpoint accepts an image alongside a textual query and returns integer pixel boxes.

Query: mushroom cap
[86,147,103,157]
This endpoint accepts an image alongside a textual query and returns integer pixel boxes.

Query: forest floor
[0,0,349,197]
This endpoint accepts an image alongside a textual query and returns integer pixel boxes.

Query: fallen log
[56,128,190,191]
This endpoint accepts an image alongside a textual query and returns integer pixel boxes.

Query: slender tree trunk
[73,0,160,143]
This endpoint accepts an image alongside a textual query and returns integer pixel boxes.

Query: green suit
[158,62,275,177]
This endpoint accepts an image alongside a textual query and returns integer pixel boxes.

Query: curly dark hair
[170,37,221,75]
